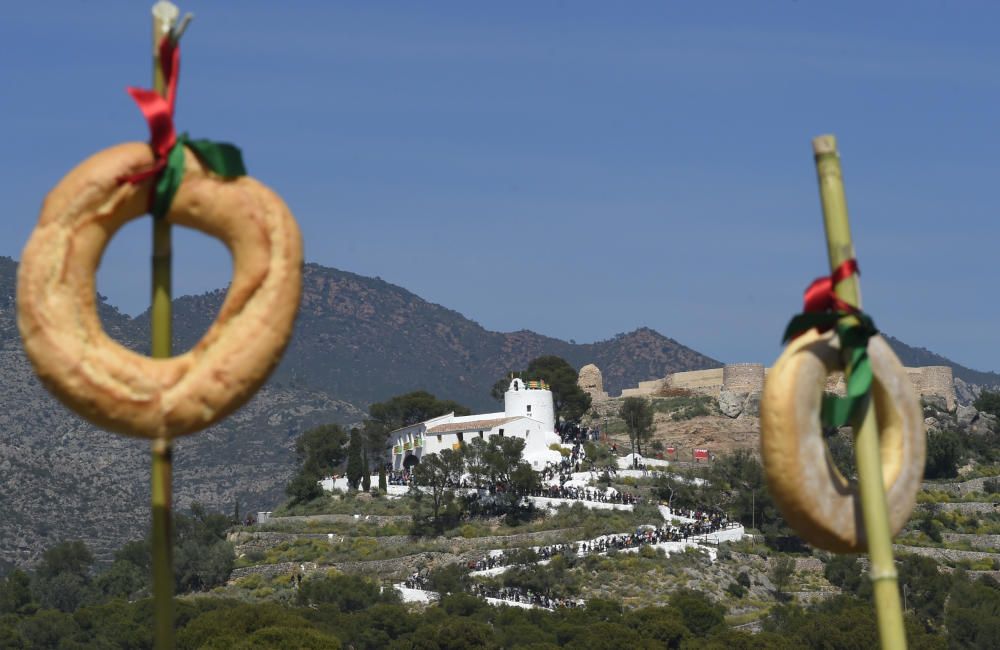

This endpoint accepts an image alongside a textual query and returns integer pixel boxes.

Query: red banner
[666,447,676,456]
[693,449,709,461]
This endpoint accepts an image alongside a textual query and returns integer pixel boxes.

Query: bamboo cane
[150,2,178,647]
[812,134,907,650]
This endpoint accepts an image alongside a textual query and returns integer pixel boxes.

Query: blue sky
[3,1,998,372]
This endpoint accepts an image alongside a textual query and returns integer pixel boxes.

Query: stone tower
[577,364,609,402]
[504,378,557,432]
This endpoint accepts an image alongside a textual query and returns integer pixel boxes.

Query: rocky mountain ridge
[0,257,717,566]
[2,255,998,567]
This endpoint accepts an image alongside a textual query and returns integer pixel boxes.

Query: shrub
[237,574,264,590]
[670,589,724,637]
[726,581,746,599]
[297,573,396,611]
[925,430,963,479]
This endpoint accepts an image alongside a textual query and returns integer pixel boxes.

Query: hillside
[3,255,998,567]
[0,258,717,566]
[885,335,1000,388]
[135,264,721,411]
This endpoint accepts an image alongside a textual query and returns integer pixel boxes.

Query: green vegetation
[768,557,795,599]
[347,427,364,490]
[412,437,541,533]
[0,581,811,650]
[412,448,465,532]
[0,503,232,631]
[620,397,654,457]
[492,355,593,423]
[286,424,349,504]
[656,450,793,548]
[651,394,717,420]
[973,389,1000,420]
[364,390,472,462]
[925,429,963,479]
[367,390,471,433]
[817,550,1000,646]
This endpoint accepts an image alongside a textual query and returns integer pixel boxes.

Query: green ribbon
[782,310,878,428]
[151,133,247,219]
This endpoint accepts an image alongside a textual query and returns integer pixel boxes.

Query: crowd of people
[528,484,639,505]
[539,442,606,484]
[470,583,583,610]
[402,572,429,590]
[387,470,412,486]
[469,514,737,574]
[556,422,600,445]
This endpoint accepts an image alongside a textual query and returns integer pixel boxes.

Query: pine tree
[346,428,363,490]
[378,464,387,493]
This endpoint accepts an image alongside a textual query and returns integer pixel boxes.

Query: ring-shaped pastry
[760,329,925,552]
[17,142,303,439]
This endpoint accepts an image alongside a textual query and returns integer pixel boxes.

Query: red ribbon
[802,258,860,316]
[119,37,180,184]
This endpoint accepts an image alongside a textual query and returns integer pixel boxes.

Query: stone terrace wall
[229,528,584,558]
[893,545,1000,565]
[722,364,765,393]
[940,533,1000,550]
[921,477,995,497]
[920,502,1000,515]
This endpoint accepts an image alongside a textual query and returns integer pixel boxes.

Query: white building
[387,379,563,470]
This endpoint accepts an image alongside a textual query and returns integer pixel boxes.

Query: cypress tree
[346,428,363,490]
[362,453,371,492]
[378,464,387,494]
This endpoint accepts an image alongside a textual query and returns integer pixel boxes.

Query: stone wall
[722,364,765,393]
[919,502,1000,515]
[265,514,411,527]
[940,533,1000,551]
[893,545,1000,565]
[908,366,957,410]
[230,528,583,562]
[228,528,585,583]
[609,362,957,407]
[665,368,725,396]
[227,552,480,583]
[620,378,666,398]
[921,477,995,497]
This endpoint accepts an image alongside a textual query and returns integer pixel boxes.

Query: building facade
[387,378,562,470]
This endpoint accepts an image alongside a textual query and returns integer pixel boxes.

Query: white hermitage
[387,379,563,470]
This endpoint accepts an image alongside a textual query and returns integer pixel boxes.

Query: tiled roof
[426,417,521,434]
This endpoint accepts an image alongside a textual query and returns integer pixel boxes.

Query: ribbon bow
[782,259,878,428]
[119,37,246,219]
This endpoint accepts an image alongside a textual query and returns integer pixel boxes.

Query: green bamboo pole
[812,134,907,650]
[150,3,178,648]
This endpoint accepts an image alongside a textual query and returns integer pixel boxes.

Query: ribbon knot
[119,37,246,219]
[782,258,878,428]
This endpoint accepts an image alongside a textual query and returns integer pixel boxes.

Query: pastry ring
[17,142,302,439]
[760,328,924,552]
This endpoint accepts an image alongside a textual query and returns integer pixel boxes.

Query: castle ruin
[596,362,957,411]
[577,364,609,402]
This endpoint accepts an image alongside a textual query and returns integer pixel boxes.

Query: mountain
[149,264,721,411]
[884,335,1000,388]
[4,256,997,566]
[0,258,717,566]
